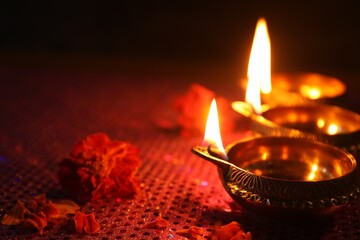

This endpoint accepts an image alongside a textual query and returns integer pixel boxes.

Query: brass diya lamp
[191,17,360,217]
[192,99,360,217]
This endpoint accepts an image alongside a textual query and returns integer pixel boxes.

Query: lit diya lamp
[234,18,360,156]
[192,99,360,217]
[239,18,347,106]
[192,18,360,217]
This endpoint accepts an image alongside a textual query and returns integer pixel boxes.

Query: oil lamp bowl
[239,72,346,107]
[192,137,360,217]
[271,72,346,100]
[232,101,360,157]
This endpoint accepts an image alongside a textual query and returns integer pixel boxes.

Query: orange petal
[23,213,47,235]
[85,132,111,149]
[74,211,86,233]
[52,200,80,216]
[42,201,61,221]
[27,193,47,211]
[83,213,100,234]
[74,211,100,234]
[1,200,30,225]
[230,231,252,240]
[143,217,169,230]
[215,221,252,240]
[175,226,204,240]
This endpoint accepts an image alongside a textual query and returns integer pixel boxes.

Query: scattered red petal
[41,201,61,221]
[74,211,100,234]
[52,200,80,216]
[59,133,141,202]
[175,226,205,240]
[26,193,47,211]
[1,194,80,235]
[143,216,169,230]
[23,212,47,235]
[215,221,252,240]
[231,231,252,240]
[1,200,30,225]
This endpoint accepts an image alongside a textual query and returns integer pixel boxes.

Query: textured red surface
[0,66,359,239]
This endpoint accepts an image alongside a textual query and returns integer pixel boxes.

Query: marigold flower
[58,133,141,202]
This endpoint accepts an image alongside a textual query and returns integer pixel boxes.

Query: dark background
[1,1,360,74]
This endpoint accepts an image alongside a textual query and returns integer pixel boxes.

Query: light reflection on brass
[232,101,360,154]
[192,137,360,217]
[307,163,319,181]
[272,72,346,100]
[262,105,359,135]
[226,137,352,181]
[239,72,346,108]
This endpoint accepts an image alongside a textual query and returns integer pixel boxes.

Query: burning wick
[207,145,227,160]
[203,99,228,160]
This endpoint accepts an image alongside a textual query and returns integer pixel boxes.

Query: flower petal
[26,193,47,211]
[1,200,30,225]
[42,201,61,221]
[23,212,47,235]
[52,200,80,216]
[74,211,100,234]
[74,211,86,233]
[175,226,204,240]
[143,217,169,230]
[215,221,252,240]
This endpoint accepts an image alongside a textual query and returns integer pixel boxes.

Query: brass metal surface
[192,137,360,217]
[232,101,360,156]
[271,72,346,100]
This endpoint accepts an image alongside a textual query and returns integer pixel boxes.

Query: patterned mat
[0,67,359,239]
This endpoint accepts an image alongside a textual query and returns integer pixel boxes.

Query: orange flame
[245,17,271,114]
[203,99,227,158]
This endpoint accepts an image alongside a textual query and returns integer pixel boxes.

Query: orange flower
[58,133,141,202]
[174,84,235,137]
